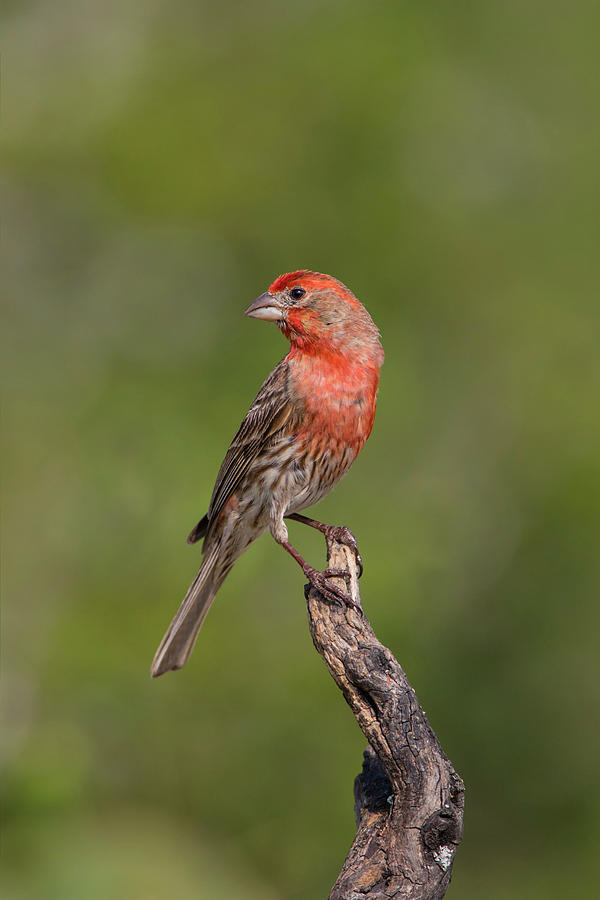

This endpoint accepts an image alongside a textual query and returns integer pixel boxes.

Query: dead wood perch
[306,538,464,899]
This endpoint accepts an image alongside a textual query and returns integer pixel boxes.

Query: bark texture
[306,540,464,899]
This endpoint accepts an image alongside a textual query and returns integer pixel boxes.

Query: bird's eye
[290,287,306,301]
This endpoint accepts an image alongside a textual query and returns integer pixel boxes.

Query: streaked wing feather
[207,360,298,525]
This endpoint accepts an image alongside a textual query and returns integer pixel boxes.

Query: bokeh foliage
[3,1,599,897]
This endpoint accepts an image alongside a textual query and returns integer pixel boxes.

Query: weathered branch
[306,540,464,899]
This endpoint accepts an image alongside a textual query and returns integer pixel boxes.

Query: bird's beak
[245,292,285,322]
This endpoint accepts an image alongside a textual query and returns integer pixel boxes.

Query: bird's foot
[322,526,364,578]
[285,514,364,578]
[303,565,363,614]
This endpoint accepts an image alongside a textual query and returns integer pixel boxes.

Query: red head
[245,270,384,367]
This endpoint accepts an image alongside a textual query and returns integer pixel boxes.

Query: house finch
[151,270,384,677]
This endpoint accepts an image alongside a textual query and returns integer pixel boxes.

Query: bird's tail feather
[151,543,224,677]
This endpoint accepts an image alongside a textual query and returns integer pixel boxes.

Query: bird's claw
[304,566,363,614]
[323,526,364,578]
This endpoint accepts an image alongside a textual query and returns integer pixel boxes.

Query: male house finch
[151,271,384,677]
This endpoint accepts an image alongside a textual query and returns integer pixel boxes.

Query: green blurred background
[3,1,599,897]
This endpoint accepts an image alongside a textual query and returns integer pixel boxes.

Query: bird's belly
[282,438,358,515]
[235,414,364,527]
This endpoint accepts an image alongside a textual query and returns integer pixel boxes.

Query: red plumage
[151,271,384,677]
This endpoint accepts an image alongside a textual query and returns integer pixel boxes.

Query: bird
[151,270,384,677]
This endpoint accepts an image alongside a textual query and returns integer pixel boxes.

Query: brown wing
[203,359,300,530]
[186,514,209,545]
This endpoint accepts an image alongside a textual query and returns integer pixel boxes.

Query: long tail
[151,543,226,677]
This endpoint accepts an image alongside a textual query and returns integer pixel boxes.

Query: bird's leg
[279,540,362,614]
[285,513,363,578]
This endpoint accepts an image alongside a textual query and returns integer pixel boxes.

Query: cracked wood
[305,540,464,899]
